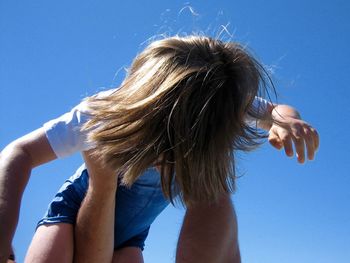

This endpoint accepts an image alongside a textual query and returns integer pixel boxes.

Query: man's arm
[176,194,241,263]
[176,102,320,263]
[73,151,117,263]
[0,128,57,263]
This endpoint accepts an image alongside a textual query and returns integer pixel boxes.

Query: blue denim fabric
[37,164,169,250]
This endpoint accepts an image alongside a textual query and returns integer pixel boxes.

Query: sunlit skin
[69,104,319,263]
[1,34,319,262]
[267,104,319,164]
[1,102,319,263]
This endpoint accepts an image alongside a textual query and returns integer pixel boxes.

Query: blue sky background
[1,0,349,262]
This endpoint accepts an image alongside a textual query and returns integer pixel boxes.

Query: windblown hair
[84,35,272,206]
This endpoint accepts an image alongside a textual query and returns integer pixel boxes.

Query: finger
[310,127,320,151]
[292,133,305,164]
[303,127,315,160]
[279,131,293,157]
[268,130,283,150]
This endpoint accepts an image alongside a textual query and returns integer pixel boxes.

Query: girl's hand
[267,105,320,164]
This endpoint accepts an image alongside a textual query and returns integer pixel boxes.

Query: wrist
[88,178,118,197]
[272,104,301,121]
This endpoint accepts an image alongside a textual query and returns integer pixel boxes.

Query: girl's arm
[0,99,102,262]
[258,103,320,163]
[73,150,117,263]
[0,128,57,262]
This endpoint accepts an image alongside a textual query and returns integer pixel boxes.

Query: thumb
[268,129,283,150]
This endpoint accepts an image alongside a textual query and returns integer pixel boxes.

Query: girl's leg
[112,247,144,263]
[24,165,86,263]
[25,224,74,263]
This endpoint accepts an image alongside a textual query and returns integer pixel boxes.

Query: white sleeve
[43,101,95,158]
[245,96,271,125]
[252,96,269,113]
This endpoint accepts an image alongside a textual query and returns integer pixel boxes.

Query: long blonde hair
[84,35,271,206]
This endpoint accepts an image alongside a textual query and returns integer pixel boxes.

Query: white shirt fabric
[43,101,92,158]
[43,91,270,159]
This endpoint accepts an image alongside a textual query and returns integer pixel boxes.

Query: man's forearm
[176,195,241,263]
[0,144,32,263]
[74,151,117,263]
[74,185,116,263]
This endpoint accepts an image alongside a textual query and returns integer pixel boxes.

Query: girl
[0,35,319,263]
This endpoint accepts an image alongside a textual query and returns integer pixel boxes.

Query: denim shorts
[37,164,170,250]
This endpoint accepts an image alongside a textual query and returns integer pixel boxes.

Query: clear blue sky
[1,1,349,262]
